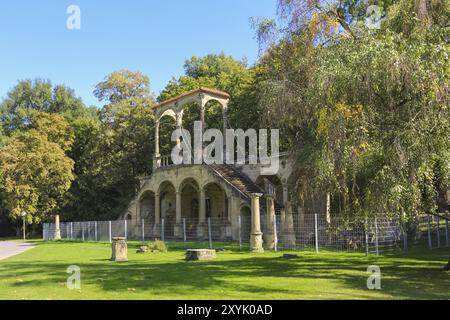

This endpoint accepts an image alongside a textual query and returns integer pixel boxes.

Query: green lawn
[0,240,448,300]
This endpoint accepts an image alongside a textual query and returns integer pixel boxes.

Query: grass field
[0,240,449,300]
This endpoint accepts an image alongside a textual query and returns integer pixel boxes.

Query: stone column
[265,195,276,250]
[282,184,289,207]
[197,188,207,238]
[111,237,128,262]
[174,190,182,238]
[250,193,264,253]
[326,192,331,224]
[153,120,161,169]
[153,193,161,237]
[222,102,228,151]
[54,214,61,240]
[284,201,296,249]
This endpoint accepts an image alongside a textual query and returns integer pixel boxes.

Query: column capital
[250,193,263,199]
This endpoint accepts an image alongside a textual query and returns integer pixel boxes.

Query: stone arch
[158,181,177,221]
[158,114,177,159]
[203,98,226,130]
[239,204,252,241]
[179,178,201,219]
[138,190,155,221]
[203,182,228,219]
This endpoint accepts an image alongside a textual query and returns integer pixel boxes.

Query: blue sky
[0,1,276,106]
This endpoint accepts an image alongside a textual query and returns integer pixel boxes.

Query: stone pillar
[111,237,128,262]
[153,120,161,169]
[197,188,207,238]
[174,190,183,238]
[284,201,296,249]
[282,185,289,207]
[153,193,161,237]
[265,195,276,250]
[222,102,228,150]
[54,214,61,240]
[250,193,264,253]
[326,192,331,224]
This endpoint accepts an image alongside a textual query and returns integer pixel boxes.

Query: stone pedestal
[185,249,216,261]
[283,202,296,249]
[111,237,128,262]
[54,214,61,240]
[250,193,264,253]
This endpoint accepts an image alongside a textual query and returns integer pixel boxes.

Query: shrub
[148,240,168,253]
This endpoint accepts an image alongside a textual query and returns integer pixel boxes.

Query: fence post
[208,217,212,249]
[141,219,145,242]
[427,214,432,249]
[88,221,91,241]
[82,223,85,241]
[70,222,73,240]
[273,216,278,252]
[108,221,112,243]
[365,218,369,256]
[436,216,441,248]
[183,218,186,243]
[161,218,165,242]
[374,218,379,256]
[445,216,449,247]
[42,223,46,241]
[314,213,319,254]
[238,215,242,251]
[95,221,98,241]
[124,219,127,239]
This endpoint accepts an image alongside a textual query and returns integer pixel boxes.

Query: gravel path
[0,242,35,261]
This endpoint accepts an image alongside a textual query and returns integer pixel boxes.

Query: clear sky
[0,1,276,106]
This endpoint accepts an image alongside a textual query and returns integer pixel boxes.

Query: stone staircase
[207,163,283,214]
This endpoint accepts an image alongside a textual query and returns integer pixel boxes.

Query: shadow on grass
[2,240,449,299]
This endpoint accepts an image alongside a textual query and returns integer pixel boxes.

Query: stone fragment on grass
[185,249,216,261]
[111,237,128,262]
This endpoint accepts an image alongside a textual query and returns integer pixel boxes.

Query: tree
[68,70,156,220]
[0,79,90,135]
[0,113,75,224]
[256,0,449,221]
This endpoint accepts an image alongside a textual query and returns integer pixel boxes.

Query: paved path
[0,242,35,261]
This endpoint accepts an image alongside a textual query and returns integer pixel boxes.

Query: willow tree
[255,0,449,221]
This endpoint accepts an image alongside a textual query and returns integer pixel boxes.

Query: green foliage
[257,0,450,219]
[69,70,155,220]
[148,240,168,253]
[0,79,88,135]
[0,113,75,223]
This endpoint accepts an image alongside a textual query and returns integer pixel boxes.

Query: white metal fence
[42,213,450,254]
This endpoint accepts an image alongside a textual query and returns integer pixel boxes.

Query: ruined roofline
[153,87,230,109]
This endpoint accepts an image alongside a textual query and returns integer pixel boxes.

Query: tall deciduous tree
[256,0,449,220]
[0,113,75,224]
